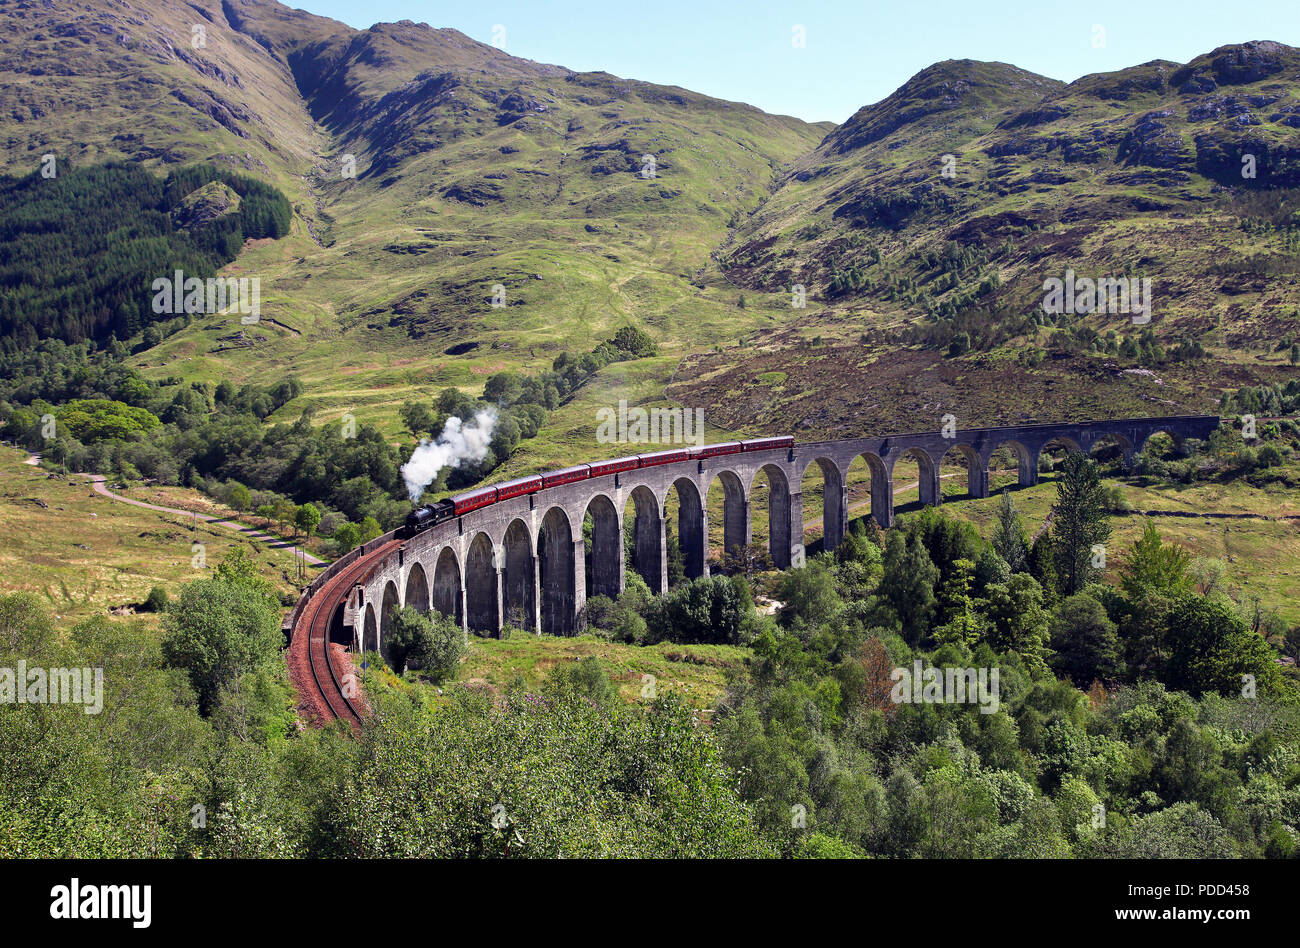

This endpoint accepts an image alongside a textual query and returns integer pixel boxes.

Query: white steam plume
[401,408,497,502]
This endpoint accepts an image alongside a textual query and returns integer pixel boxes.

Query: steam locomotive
[399,436,794,539]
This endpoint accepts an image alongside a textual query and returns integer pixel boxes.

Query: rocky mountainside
[723,42,1300,344]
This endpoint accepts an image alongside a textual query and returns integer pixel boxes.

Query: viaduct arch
[305,415,1217,649]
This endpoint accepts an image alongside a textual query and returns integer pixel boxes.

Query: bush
[1257,443,1284,468]
[385,606,464,683]
[612,604,648,644]
[1107,486,1132,514]
[421,611,466,683]
[1050,593,1122,687]
[546,656,620,710]
[797,832,866,858]
[584,595,616,631]
[326,690,771,858]
[140,585,169,613]
[161,578,282,715]
[774,560,843,630]
[608,574,653,643]
[974,546,1011,592]
[647,575,754,645]
[333,522,362,553]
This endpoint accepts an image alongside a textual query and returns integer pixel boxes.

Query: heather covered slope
[723,42,1300,335]
[0,0,337,180]
[700,44,1300,438]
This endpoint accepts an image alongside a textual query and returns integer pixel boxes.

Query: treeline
[0,346,409,542]
[909,300,1036,355]
[1132,421,1297,488]
[163,164,292,245]
[826,240,1002,316]
[551,454,1300,856]
[1051,324,1208,364]
[1223,379,1300,417]
[1227,186,1300,229]
[0,161,290,352]
[909,305,1215,364]
[4,455,1299,858]
[1,326,664,544]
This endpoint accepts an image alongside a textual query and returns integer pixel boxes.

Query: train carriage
[692,441,743,459]
[588,455,641,478]
[541,464,592,488]
[452,486,499,516]
[636,447,691,467]
[741,436,795,453]
[495,475,543,501]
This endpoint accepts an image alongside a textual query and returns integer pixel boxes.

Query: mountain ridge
[1,0,1297,442]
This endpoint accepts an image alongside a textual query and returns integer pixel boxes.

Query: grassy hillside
[0,0,335,191]
[0,446,300,626]
[0,0,825,438]
[444,634,744,711]
[3,2,1297,457]
[939,476,1300,626]
[726,44,1300,317]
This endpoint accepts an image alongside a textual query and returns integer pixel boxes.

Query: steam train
[399,435,794,538]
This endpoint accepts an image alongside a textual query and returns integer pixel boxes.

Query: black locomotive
[400,498,454,538]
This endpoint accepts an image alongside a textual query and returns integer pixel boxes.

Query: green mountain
[698,44,1300,435]
[2,1,1297,441]
[723,44,1300,331]
[0,0,824,443]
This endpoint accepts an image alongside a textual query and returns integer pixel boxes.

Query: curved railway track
[292,539,400,728]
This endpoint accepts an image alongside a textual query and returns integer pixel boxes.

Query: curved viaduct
[286,414,1217,713]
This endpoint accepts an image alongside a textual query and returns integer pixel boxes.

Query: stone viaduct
[313,415,1218,653]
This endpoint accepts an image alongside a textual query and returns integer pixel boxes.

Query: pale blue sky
[293,0,1299,123]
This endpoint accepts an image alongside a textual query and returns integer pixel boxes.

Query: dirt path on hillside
[27,455,326,566]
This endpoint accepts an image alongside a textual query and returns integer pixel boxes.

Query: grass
[118,482,334,560]
[451,632,746,710]
[937,471,1300,626]
[0,446,304,627]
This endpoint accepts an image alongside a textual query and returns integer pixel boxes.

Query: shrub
[333,522,362,553]
[547,656,620,710]
[647,575,753,645]
[1257,443,1284,468]
[584,595,616,631]
[161,578,282,715]
[421,611,467,683]
[141,585,169,613]
[385,607,465,682]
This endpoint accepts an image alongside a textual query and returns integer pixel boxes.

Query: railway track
[293,539,400,728]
